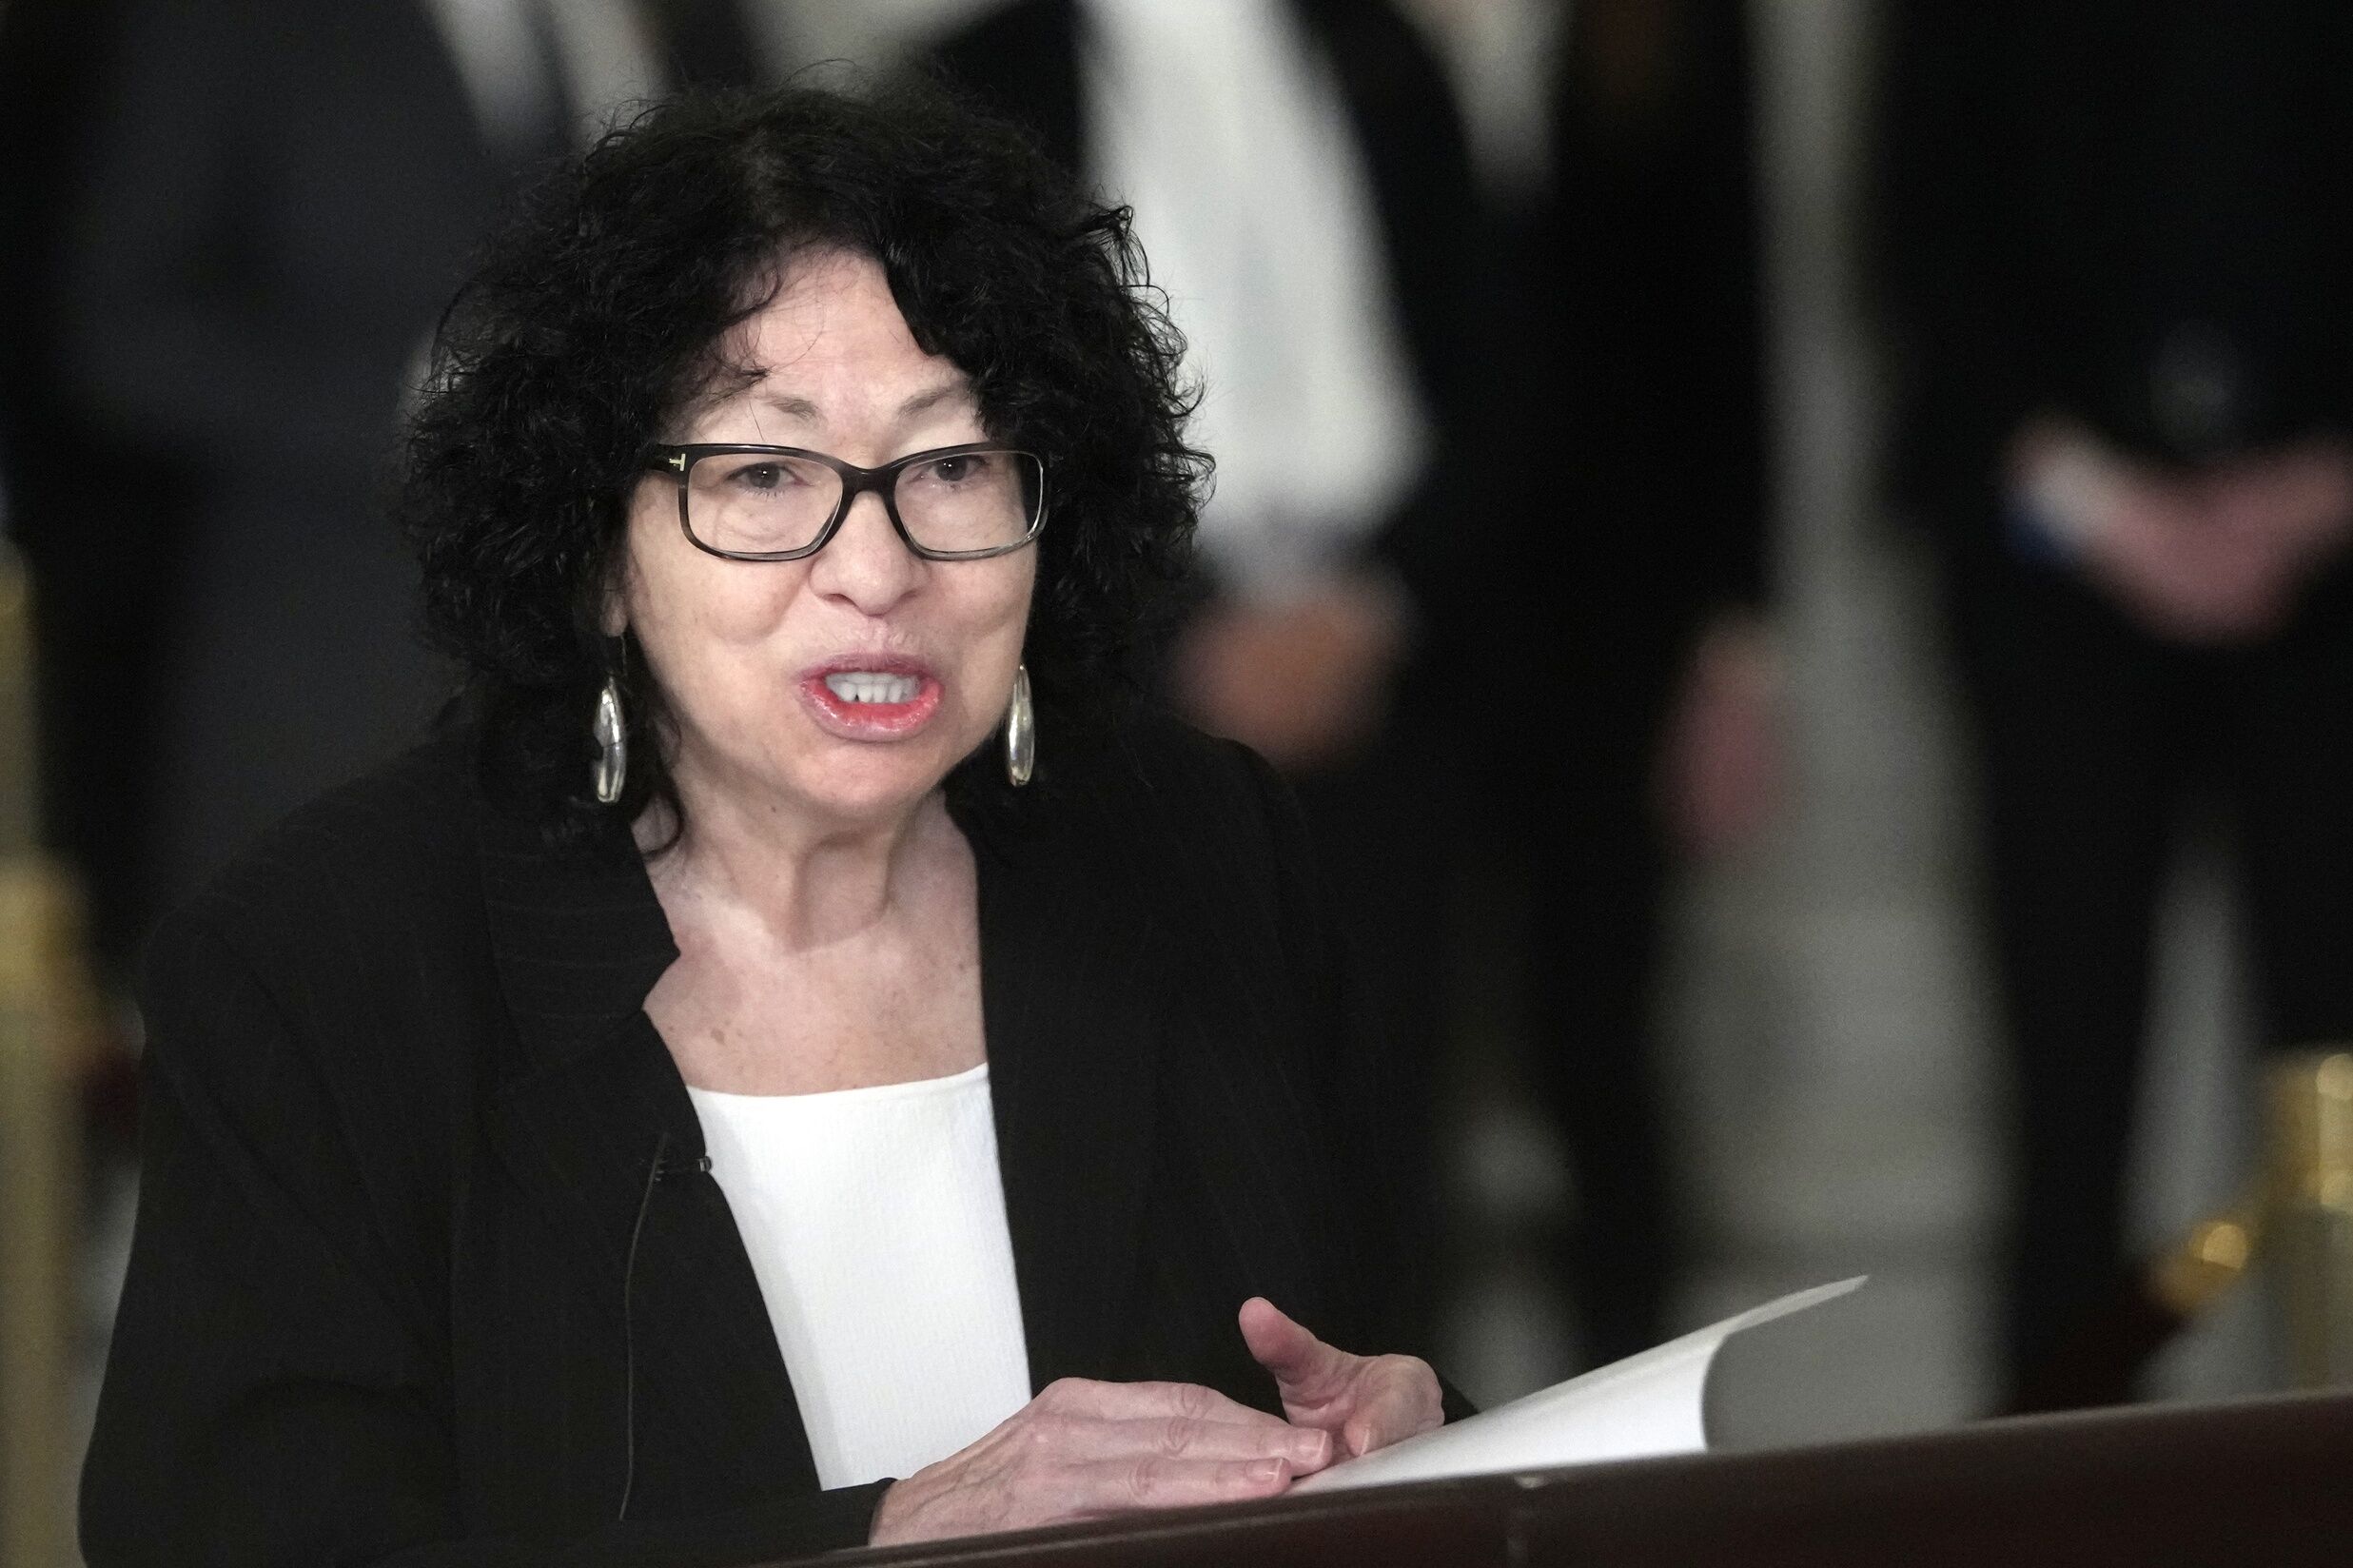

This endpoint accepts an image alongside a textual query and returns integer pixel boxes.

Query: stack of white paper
[1289,1277,1865,1495]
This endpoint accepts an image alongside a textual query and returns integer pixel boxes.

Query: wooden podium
[805,1389,2353,1567]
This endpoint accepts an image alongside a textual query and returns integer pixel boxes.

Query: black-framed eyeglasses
[640,442,1048,562]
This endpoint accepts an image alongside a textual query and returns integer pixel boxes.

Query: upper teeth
[826,672,918,704]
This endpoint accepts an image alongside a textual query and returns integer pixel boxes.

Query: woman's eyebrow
[737,382,970,426]
[749,389,822,423]
[896,382,974,420]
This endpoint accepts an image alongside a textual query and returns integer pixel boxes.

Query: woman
[80,82,1452,1564]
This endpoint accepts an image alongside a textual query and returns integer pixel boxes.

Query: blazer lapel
[474,799,681,1266]
[473,800,822,1503]
[964,776,1168,1393]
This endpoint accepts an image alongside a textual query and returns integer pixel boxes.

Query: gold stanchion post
[2266,1048,2353,1388]
[0,548,92,1567]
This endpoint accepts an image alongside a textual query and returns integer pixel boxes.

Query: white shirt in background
[1082,0,1432,598]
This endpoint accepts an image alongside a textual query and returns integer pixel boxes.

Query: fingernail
[1294,1430,1331,1461]
[1249,1458,1288,1484]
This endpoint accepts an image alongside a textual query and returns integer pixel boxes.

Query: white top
[687,1064,1033,1489]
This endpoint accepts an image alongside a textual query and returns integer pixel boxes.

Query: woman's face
[617,249,1037,833]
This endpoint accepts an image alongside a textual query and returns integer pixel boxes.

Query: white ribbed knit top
[687,1064,1032,1489]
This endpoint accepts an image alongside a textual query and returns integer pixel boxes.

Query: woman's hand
[867,1378,1335,1545]
[1238,1298,1444,1459]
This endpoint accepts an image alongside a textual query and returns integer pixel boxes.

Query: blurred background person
[919,0,1487,1351]
[1878,0,2353,1403]
[9,0,669,994]
[1413,0,1777,1368]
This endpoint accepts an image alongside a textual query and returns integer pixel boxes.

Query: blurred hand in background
[1654,611,1783,860]
[2011,421,2353,645]
[1168,571,1411,774]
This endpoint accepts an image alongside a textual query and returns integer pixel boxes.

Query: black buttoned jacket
[81,703,1411,1566]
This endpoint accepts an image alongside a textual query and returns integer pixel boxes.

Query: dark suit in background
[1879,0,2353,1392]
[1484,0,1771,1363]
[27,0,521,973]
[0,0,174,971]
[82,706,1427,1564]
[925,0,1484,1351]
[16,0,696,978]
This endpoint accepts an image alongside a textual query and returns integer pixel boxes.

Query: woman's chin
[789,737,967,826]
[676,716,971,834]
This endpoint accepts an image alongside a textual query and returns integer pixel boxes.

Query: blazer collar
[472,737,1173,1400]
[476,799,677,1081]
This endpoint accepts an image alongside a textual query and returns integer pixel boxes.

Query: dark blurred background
[5,1,2350,1559]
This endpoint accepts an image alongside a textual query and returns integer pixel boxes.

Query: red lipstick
[797,655,943,740]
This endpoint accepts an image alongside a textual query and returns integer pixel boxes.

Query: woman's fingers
[1338,1359,1446,1456]
[1236,1297,1352,1402]
[870,1377,1334,1546]
[1096,1414,1334,1471]
[1043,1378,1332,1469]
[1038,1376,1297,1435]
[1235,1300,1448,1458]
[1069,1454,1298,1517]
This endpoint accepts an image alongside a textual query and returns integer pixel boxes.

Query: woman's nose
[808,490,922,613]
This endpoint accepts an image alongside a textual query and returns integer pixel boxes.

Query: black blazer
[81,704,1411,1566]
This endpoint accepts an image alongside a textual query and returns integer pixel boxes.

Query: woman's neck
[635,772,986,1095]
[638,774,955,953]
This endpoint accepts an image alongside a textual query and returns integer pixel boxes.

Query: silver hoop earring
[593,676,628,805]
[1003,663,1034,788]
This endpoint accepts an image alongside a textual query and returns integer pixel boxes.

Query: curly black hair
[401,79,1204,839]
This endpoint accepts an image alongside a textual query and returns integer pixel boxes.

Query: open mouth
[822,671,923,705]
[799,658,943,737]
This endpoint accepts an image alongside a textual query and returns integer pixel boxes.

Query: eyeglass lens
[685,450,1041,557]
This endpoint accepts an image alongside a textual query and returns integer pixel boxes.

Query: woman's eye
[928,454,989,483]
[728,461,793,491]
